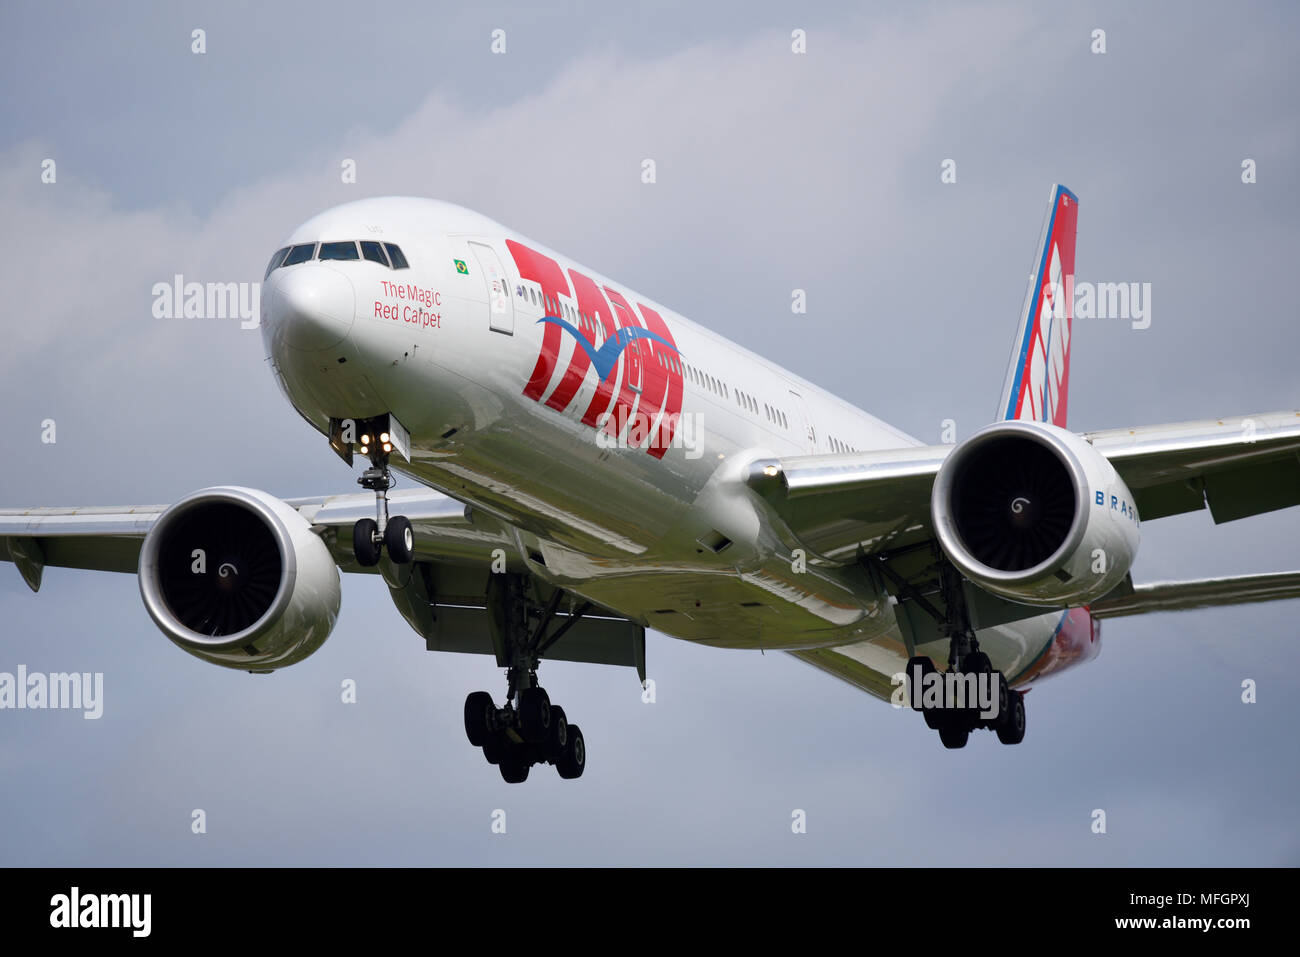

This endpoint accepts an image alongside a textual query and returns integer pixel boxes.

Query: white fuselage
[262,197,1086,694]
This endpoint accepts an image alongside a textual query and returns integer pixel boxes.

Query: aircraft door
[469,241,514,334]
[788,389,817,453]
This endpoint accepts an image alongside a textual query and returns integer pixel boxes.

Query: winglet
[997,184,1080,428]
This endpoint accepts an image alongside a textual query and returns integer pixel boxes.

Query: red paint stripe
[507,240,571,402]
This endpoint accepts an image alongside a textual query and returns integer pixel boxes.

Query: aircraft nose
[271,265,356,351]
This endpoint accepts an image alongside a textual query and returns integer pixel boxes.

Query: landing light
[380,432,390,443]
[382,443,392,453]
[361,434,372,445]
[762,465,780,477]
[360,445,369,455]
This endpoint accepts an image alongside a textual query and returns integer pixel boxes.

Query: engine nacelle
[138,487,341,671]
[932,421,1140,606]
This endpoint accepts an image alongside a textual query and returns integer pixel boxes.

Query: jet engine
[138,487,341,670]
[931,421,1140,606]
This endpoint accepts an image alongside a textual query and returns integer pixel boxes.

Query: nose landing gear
[347,423,414,567]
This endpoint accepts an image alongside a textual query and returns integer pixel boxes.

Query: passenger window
[264,247,290,279]
[360,241,390,266]
[283,243,317,266]
[319,241,360,261]
[383,244,410,269]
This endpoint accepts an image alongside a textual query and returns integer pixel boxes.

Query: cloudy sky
[1,0,1298,865]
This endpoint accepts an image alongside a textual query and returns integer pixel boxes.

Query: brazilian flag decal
[454,259,469,275]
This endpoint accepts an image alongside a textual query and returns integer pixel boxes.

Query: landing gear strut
[464,574,589,782]
[904,561,1026,748]
[351,448,413,567]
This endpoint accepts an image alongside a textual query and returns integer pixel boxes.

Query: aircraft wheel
[905,655,936,711]
[352,518,381,567]
[996,690,1026,745]
[499,754,530,784]
[546,706,569,762]
[994,673,1010,726]
[464,691,494,747]
[939,724,969,749]
[519,686,551,743]
[385,516,414,563]
[556,724,586,779]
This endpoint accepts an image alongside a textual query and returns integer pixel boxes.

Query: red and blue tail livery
[999,184,1079,428]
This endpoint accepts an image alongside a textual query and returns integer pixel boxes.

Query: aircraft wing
[744,445,951,563]
[0,487,489,587]
[746,409,1300,563]
[1090,570,1300,618]
[0,487,645,671]
[1085,410,1300,522]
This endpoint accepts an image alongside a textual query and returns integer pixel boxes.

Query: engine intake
[949,435,1078,572]
[139,487,341,670]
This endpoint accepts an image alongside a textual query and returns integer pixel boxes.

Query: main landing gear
[906,562,1026,749]
[464,575,589,783]
[351,440,413,568]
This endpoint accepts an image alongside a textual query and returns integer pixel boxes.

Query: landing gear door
[469,241,514,335]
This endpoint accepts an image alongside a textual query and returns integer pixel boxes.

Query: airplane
[4,184,1300,783]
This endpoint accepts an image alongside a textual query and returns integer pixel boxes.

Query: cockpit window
[319,240,360,261]
[273,240,407,271]
[384,243,409,269]
[360,241,390,266]
[283,243,317,266]
[264,247,290,279]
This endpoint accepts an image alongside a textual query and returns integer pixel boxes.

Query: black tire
[482,732,509,765]
[385,515,414,564]
[996,690,1026,745]
[499,755,530,784]
[546,705,569,762]
[518,687,551,744]
[556,723,586,779]
[923,706,943,730]
[905,655,936,711]
[993,673,1010,727]
[960,653,992,719]
[939,724,969,749]
[464,691,494,747]
[353,518,381,567]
